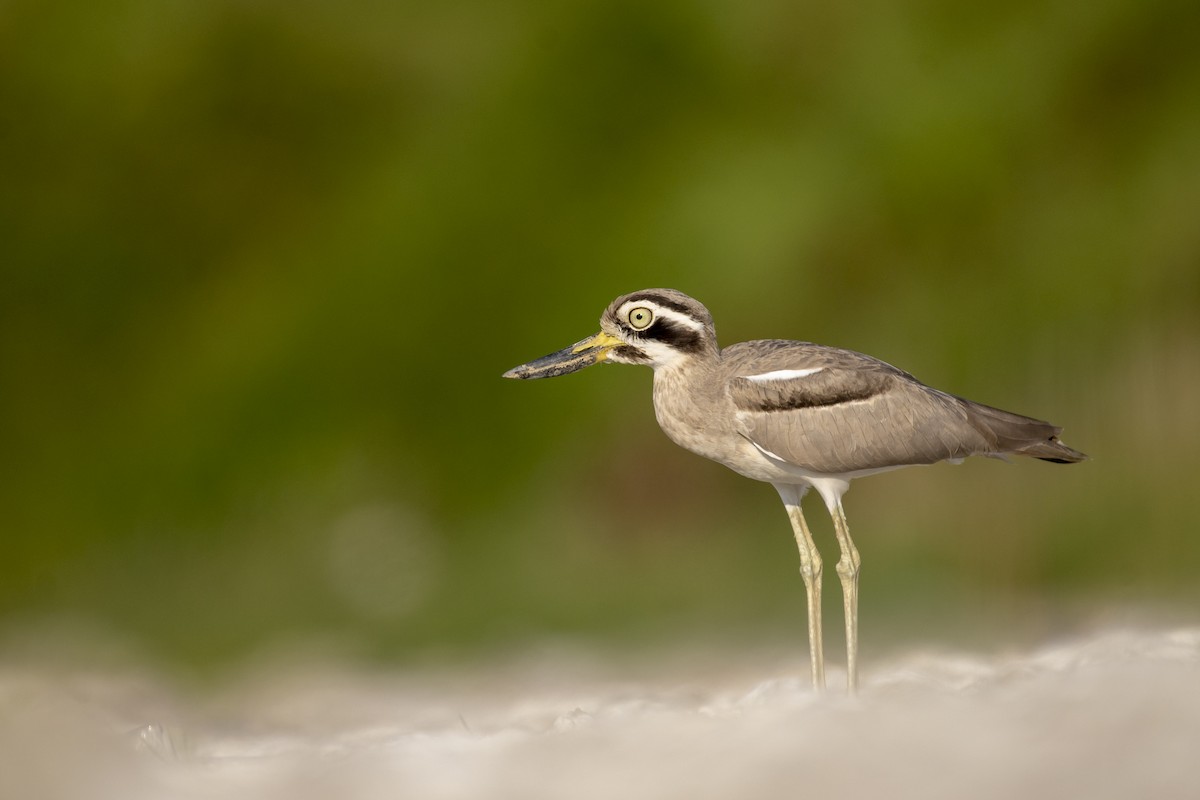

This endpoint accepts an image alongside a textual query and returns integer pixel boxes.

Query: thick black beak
[502,332,620,380]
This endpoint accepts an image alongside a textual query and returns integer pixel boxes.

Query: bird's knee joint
[836,555,860,581]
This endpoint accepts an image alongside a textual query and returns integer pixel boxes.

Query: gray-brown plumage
[504,288,1086,693]
[723,340,1084,474]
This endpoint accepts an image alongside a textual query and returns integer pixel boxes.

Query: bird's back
[715,340,1084,475]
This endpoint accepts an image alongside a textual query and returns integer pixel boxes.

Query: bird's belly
[658,414,902,485]
[658,418,774,479]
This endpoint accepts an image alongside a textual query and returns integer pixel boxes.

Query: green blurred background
[2,0,1198,675]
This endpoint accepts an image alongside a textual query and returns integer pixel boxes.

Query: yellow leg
[776,485,825,691]
[829,501,861,694]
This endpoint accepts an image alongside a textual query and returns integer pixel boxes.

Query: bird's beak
[502,331,622,380]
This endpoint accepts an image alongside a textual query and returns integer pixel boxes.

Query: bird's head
[502,288,718,379]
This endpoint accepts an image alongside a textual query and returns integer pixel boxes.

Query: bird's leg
[789,504,826,691]
[829,501,861,694]
[775,484,825,691]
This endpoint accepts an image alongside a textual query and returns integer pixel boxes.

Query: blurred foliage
[1,0,1198,672]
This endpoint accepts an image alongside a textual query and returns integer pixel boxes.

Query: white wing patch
[743,367,825,383]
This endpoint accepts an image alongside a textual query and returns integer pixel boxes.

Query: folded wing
[724,341,1081,474]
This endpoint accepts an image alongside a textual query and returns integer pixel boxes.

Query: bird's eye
[627,307,654,330]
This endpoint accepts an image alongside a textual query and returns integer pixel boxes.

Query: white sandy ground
[2,627,1199,800]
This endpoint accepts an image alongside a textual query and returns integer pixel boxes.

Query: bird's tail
[960,399,1088,464]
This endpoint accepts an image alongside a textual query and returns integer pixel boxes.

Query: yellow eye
[628,307,654,330]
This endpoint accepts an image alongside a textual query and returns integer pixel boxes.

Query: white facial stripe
[615,338,687,367]
[744,367,825,383]
[616,301,705,332]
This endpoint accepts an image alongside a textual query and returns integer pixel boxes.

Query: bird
[502,288,1086,693]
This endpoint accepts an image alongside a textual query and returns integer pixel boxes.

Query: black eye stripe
[636,318,705,354]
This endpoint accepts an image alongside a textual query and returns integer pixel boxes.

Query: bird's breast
[650,367,774,480]
[651,369,726,452]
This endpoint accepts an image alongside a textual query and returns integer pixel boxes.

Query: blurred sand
[2,627,1198,800]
